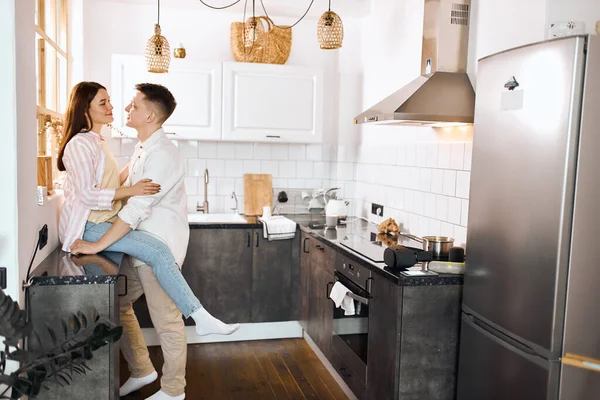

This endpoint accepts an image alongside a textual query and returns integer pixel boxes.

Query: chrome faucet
[196,168,209,213]
[231,191,239,213]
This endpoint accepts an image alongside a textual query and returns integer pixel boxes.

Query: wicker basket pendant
[146,24,171,73]
[317,10,343,50]
[231,16,292,64]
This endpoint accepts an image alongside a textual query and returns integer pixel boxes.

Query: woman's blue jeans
[83,221,201,318]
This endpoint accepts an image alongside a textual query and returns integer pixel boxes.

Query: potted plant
[0,288,122,399]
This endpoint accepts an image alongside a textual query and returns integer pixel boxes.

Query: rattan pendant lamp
[317,0,344,50]
[145,0,171,73]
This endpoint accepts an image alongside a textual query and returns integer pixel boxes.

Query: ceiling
[96,0,371,18]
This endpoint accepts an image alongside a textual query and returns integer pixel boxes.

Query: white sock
[145,390,185,400]
[120,370,158,396]
[191,308,240,336]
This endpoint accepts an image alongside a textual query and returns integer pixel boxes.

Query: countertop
[294,216,464,287]
[188,213,463,287]
[28,248,125,285]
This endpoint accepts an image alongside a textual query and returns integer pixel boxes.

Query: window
[35,0,69,193]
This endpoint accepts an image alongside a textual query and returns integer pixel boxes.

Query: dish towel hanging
[329,281,356,316]
[258,216,297,241]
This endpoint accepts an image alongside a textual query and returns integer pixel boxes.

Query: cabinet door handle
[117,274,128,296]
[247,232,251,247]
[255,231,259,247]
[326,281,333,299]
[303,238,310,253]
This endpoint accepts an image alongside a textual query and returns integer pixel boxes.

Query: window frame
[35,0,69,193]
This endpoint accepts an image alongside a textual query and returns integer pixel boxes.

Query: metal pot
[400,233,455,260]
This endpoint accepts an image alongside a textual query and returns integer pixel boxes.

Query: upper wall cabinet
[111,54,222,140]
[222,62,324,143]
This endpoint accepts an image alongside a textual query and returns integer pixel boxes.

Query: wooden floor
[120,338,349,400]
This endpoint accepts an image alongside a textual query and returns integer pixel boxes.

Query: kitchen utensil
[325,199,349,222]
[384,245,433,269]
[243,174,273,216]
[325,215,338,229]
[277,191,288,203]
[308,221,325,229]
[262,205,271,219]
[400,233,455,260]
[448,246,465,262]
[428,261,465,275]
[308,197,324,213]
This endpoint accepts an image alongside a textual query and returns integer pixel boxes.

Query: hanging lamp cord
[158,0,160,25]
[198,0,242,9]
[328,0,331,11]
[260,0,315,29]
[196,0,317,30]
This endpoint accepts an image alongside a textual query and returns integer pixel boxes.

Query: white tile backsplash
[179,141,198,159]
[234,143,254,159]
[198,142,217,159]
[271,144,289,160]
[242,160,261,174]
[114,136,472,246]
[456,171,471,199]
[450,143,465,170]
[279,161,296,178]
[261,160,279,177]
[438,143,451,169]
[206,159,225,177]
[349,140,472,246]
[187,159,206,177]
[217,142,235,159]
[224,160,243,177]
[253,143,270,160]
[289,144,306,160]
[296,161,314,179]
[305,144,322,161]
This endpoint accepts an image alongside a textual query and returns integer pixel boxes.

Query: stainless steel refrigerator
[457,35,600,400]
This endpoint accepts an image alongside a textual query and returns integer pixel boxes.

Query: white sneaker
[145,389,185,399]
[119,370,158,396]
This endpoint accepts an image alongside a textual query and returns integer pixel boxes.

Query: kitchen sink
[187,213,247,224]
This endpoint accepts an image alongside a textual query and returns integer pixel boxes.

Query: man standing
[105,83,188,400]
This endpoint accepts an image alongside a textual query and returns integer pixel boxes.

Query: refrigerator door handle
[467,313,538,357]
[562,353,600,372]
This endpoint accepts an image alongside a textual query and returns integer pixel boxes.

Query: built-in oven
[329,255,372,399]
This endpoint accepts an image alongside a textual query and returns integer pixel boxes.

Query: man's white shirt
[118,128,190,266]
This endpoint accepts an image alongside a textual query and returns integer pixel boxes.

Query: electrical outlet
[371,203,384,216]
[38,224,48,250]
[0,267,6,289]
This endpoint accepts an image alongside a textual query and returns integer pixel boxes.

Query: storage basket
[230,16,292,64]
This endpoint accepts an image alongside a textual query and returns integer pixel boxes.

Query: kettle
[325,199,349,222]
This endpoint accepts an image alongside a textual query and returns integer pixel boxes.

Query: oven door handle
[345,290,369,305]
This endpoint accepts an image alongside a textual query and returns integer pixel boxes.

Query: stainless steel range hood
[355,0,475,126]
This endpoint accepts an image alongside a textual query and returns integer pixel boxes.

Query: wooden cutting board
[244,174,273,216]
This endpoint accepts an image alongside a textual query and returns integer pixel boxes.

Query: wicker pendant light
[317,0,343,50]
[145,0,170,73]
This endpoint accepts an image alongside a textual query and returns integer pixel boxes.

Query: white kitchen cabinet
[222,62,324,143]
[110,54,222,140]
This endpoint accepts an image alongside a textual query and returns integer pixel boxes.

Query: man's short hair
[135,83,177,123]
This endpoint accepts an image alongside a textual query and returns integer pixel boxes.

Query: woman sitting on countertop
[57,81,239,337]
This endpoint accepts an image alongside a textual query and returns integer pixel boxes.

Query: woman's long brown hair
[57,81,106,171]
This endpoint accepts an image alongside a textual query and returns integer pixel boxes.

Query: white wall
[1,0,20,301]
[13,0,63,304]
